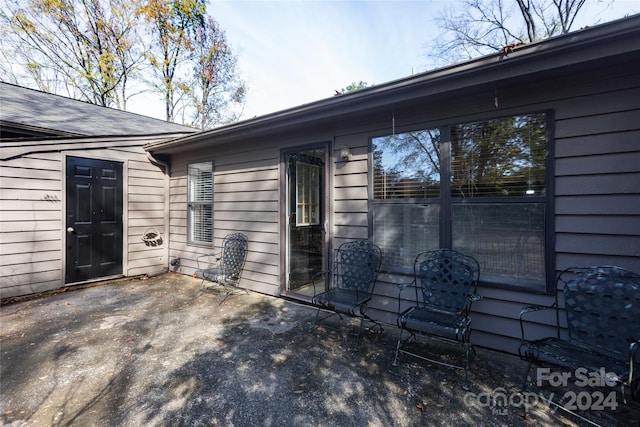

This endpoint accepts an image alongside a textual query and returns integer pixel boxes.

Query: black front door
[65,156,123,283]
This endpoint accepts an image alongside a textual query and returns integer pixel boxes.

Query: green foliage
[139,0,210,121]
[340,81,369,94]
[1,0,245,128]
[190,15,245,129]
[372,114,547,199]
[1,0,143,108]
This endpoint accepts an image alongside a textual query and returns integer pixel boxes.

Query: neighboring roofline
[1,130,195,143]
[0,132,194,160]
[0,120,83,138]
[0,82,195,128]
[144,13,640,154]
[0,82,197,138]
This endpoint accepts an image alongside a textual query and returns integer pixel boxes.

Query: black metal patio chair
[311,240,382,349]
[392,249,481,390]
[196,233,248,304]
[519,266,640,414]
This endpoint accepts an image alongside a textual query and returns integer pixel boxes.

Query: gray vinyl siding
[342,62,639,354]
[126,153,169,276]
[476,65,640,353]
[168,143,282,296]
[162,61,639,355]
[333,136,370,243]
[0,154,63,296]
[0,139,175,298]
[143,18,640,355]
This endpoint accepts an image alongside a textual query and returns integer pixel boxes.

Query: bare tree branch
[430,0,597,65]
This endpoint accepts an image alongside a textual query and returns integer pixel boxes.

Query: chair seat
[200,267,240,286]
[198,266,222,277]
[198,267,224,281]
[521,337,629,379]
[313,288,371,316]
[400,307,470,342]
[309,240,382,350]
[392,249,481,389]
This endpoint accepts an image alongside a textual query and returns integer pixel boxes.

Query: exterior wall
[0,143,170,298]
[123,148,170,277]
[168,139,296,296]
[1,154,62,296]
[165,61,639,355]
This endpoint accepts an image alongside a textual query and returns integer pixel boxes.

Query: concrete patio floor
[1,273,638,426]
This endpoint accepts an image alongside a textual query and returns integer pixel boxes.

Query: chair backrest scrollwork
[414,249,480,314]
[221,233,249,279]
[334,240,382,294]
[559,266,640,358]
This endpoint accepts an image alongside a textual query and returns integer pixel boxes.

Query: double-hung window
[371,112,552,293]
[187,161,213,245]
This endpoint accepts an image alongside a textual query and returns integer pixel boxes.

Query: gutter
[144,13,640,155]
[0,134,189,161]
[146,151,171,176]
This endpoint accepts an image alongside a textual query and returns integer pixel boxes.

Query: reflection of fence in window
[452,203,545,285]
[373,203,439,270]
[456,231,544,282]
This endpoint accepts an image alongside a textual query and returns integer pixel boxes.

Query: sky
[128,0,640,122]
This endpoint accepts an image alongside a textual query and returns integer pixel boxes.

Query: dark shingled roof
[0,83,195,138]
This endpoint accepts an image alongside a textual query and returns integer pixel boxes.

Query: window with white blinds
[371,112,552,293]
[372,129,441,268]
[188,161,213,244]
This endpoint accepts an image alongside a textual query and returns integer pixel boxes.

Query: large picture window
[188,161,213,244]
[371,113,551,292]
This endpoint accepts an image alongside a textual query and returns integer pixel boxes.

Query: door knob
[67,227,75,234]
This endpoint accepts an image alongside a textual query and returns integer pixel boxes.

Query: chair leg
[392,328,406,367]
[212,279,248,305]
[463,340,471,391]
[351,313,383,350]
[198,277,215,297]
[217,281,234,305]
[312,309,368,352]
[350,317,363,350]
[312,307,341,331]
[521,362,533,392]
[312,306,322,331]
[364,318,384,334]
[217,288,232,306]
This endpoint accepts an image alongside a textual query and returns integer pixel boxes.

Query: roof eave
[1,132,195,160]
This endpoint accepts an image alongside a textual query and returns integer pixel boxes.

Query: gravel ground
[1,273,637,426]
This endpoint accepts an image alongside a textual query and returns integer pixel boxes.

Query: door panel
[65,156,123,283]
[284,145,329,297]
